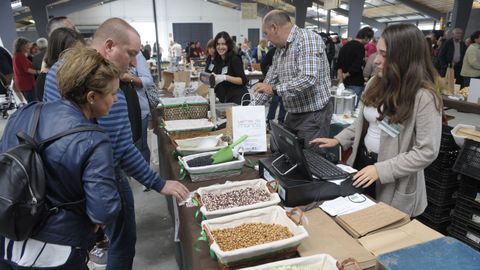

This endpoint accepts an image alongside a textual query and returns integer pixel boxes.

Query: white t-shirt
[363,106,381,154]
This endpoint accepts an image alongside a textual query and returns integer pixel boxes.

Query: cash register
[259,121,360,206]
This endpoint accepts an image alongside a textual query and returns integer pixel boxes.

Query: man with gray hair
[32,37,47,70]
[252,9,333,152]
[46,16,77,36]
[439,27,466,86]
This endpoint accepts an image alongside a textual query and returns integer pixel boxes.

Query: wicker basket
[201,206,308,267]
[158,96,208,121]
[162,118,214,141]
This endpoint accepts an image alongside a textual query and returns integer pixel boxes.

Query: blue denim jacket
[0,100,121,248]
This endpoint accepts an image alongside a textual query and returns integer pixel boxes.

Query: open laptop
[270,121,350,181]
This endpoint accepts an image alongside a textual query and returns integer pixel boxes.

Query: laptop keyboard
[303,149,350,180]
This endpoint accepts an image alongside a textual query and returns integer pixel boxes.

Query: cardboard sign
[228,106,267,153]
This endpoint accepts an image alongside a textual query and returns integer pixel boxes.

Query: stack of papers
[320,193,376,216]
[335,202,410,238]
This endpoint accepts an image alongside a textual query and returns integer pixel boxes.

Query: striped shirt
[252,25,331,113]
[44,61,165,192]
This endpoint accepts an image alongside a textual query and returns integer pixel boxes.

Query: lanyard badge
[379,116,401,137]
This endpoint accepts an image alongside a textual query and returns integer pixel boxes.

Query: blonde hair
[207,39,215,49]
[57,47,121,105]
[259,39,267,47]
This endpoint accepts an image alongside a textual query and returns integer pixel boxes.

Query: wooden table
[442,95,480,114]
[155,127,271,270]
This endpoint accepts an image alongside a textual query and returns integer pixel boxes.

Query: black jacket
[208,53,248,105]
[438,38,466,75]
[337,40,365,86]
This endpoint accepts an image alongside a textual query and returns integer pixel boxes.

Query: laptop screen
[270,121,312,179]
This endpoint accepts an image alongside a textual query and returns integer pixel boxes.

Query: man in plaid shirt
[252,10,333,152]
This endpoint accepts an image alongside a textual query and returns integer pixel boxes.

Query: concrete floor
[1,102,479,270]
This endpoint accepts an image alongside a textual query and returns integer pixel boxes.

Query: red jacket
[13,52,35,91]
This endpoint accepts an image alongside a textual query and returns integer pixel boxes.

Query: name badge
[221,66,228,75]
[379,116,401,137]
[208,64,214,71]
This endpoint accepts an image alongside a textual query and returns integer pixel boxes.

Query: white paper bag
[231,106,267,153]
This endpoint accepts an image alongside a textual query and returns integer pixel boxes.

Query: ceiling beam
[395,0,442,20]
[311,0,385,30]
[225,0,329,29]
[332,7,385,30]
[46,0,107,17]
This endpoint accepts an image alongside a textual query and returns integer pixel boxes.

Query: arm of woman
[227,55,248,86]
[27,68,38,75]
[374,91,442,184]
[83,138,121,225]
[466,46,480,70]
[332,102,365,149]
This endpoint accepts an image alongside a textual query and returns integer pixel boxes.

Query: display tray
[425,183,458,206]
[158,96,208,121]
[452,195,480,224]
[201,206,309,267]
[458,175,480,202]
[417,215,450,234]
[163,119,215,141]
[424,167,460,187]
[452,139,480,181]
[239,254,340,270]
[175,135,228,156]
[448,219,480,251]
[429,149,459,169]
[195,179,281,219]
[179,151,245,182]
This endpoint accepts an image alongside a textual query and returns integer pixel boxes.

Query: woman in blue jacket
[0,48,122,269]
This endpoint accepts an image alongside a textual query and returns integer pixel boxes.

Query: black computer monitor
[270,121,312,179]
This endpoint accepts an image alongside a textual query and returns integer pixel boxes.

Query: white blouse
[363,106,381,154]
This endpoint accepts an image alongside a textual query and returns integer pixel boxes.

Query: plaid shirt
[252,25,331,113]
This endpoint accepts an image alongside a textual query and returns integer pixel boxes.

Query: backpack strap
[38,125,104,150]
[15,103,44,147]
[29,103,44,137]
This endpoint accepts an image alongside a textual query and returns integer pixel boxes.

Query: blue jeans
[138,115,151,163]
[345,85,364,107]
[105,170,136,270]
[267,95,286,123]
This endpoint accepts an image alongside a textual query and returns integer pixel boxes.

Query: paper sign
[467,78,480,104]
[231,106,267,153]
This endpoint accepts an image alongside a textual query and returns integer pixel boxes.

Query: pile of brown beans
[211,223,293,251]
[202,187,271,211]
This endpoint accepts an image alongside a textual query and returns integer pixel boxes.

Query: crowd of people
[0,6,478,270]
